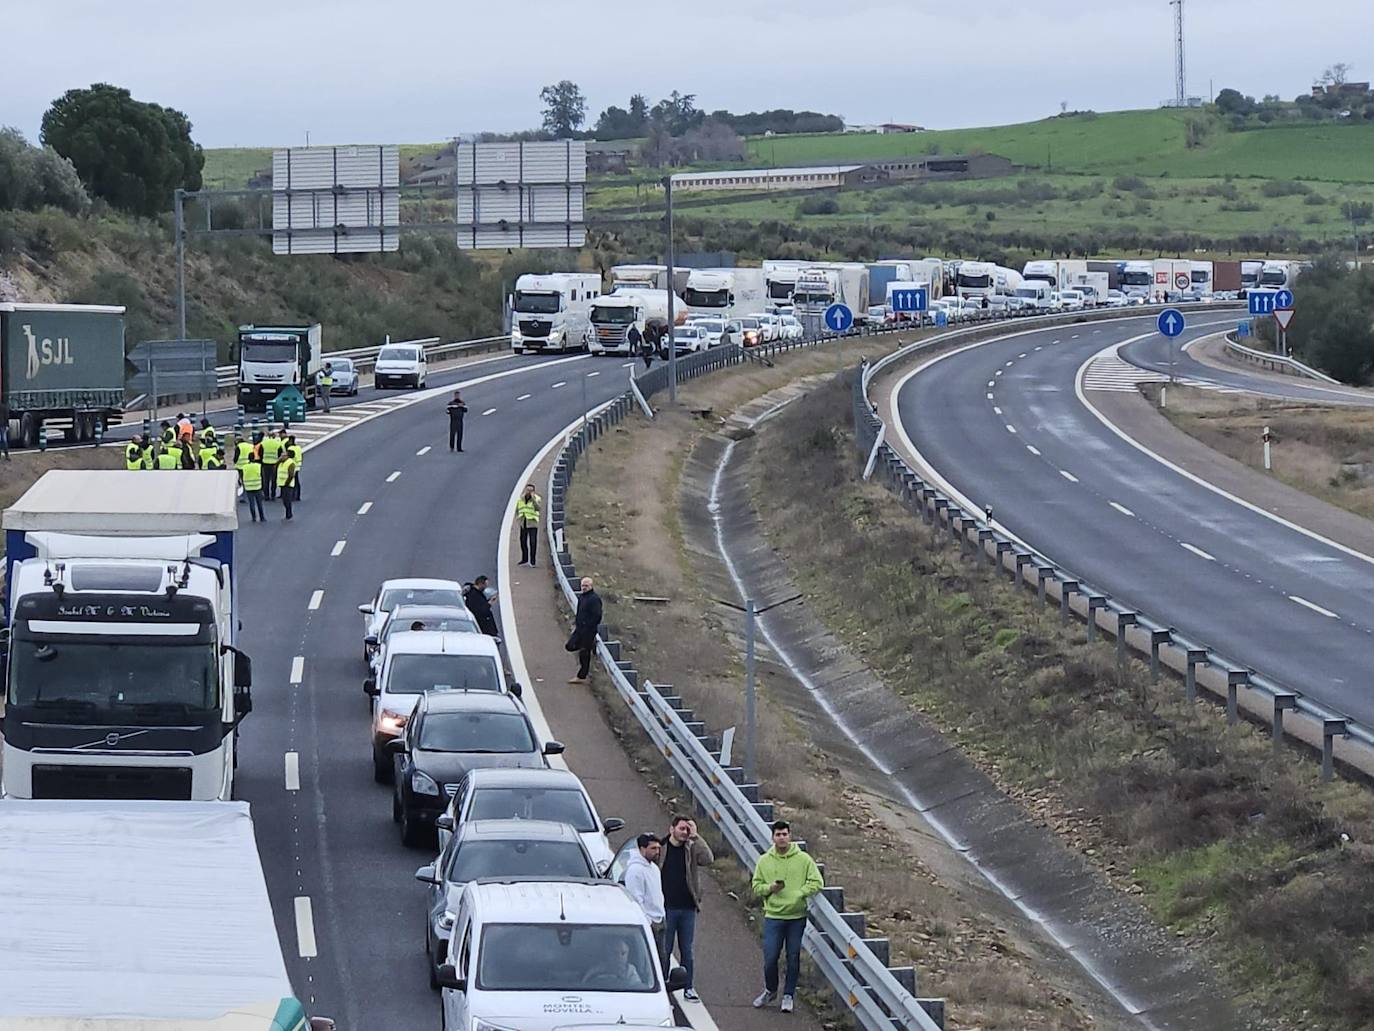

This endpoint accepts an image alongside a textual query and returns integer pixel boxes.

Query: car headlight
[378,709,408,735]
[411,770,439,795]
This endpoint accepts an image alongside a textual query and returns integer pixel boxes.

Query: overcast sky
[7,1,1365,148]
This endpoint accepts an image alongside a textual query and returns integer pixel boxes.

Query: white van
[437,879,688,1031]
[373,342,428,390]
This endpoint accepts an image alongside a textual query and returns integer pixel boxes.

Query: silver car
[358,577,465,665]
[367,604,481,679]
[327,357,359,395]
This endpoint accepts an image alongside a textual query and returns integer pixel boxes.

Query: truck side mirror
[233,652,253,689]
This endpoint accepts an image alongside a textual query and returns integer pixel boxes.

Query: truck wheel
[20,413,38,449]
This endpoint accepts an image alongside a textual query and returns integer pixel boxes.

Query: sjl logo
[24,324,74,380]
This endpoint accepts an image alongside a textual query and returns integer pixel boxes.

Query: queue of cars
[355,575,688,1030]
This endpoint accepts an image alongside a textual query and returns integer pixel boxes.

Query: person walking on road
[260,429,284,500]
[628,324,645,368]
[567,576,602,684]
[447,391,468,452]
[516,484,541,567]
[241,451,266,522]
[657,815,714,1000]
[318,363,333,413]
[751,820,824,1013]
[277,449,299,521]
[464,575,500,638]
[624,833,666,957]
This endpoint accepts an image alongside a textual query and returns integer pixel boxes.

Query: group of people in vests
[124,415,226,472]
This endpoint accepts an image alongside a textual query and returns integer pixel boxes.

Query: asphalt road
[232,352,641,1028]
[893,314,1374,728]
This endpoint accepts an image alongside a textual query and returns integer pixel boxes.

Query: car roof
[463,879,644,925]
[456,819,582,843]
[384,630,500,657]
[387,604,475,622]
[419,691,524,716]
[466,767,585,789]
[379,577,463,594]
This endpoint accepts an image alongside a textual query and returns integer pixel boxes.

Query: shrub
[0,127,90,215]
[1260,180,1312,198]
[797,195,839,216]
[1111,174,1156,199]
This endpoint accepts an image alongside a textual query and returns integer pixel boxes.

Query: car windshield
[446,839,593,883]
[386,653,502,694]
[418,711,534,753]
[468,786,597,831]
[379,587,462,612]
[378,347,418,362]
[741,318,760,328]
[678,327,701,338]
[957,273,992,289]
[514,291,561,314]
[477,924,657,992]
[699,320,724,332]
[332,358,354,370]
[9,637,218,718]
[1014,288,1041,298]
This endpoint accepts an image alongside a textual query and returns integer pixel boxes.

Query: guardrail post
[1037,566,1054,608]
[1116,612,1138,664]
[38,424,47,452]
[933,498,949,529]
[1059,580,1080,625]
[1149,629,1172,682]
[1013,551,1034,586]
[1272,693,1298,750]
[1323,719,1348,781]
[1085,596,1107,642]
[994,540,1013,574]
[1226,670,1249,725]
[976,528,994,564]
[1185,649,1208,703]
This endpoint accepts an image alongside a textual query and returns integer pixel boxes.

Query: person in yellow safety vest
[284,436,302,501]
[198,441,218,469]
[159,420,175,447]
[516,483,542,567]
[140,436,156,470]
[199,419,217,448]
[241,453,266,522]
[234,437,254,473]
[276,451,299,521]
[157,441,183,470]
[125,436,146,471]
[318,363,333,414]
[259,430,284,501]
[204,446,225,470]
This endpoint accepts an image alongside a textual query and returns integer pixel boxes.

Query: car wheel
[372,747,392,784]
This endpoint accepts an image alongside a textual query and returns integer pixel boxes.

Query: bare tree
[1321,62,1353,87]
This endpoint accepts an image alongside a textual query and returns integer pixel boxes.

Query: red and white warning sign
[1174,272,1191,292]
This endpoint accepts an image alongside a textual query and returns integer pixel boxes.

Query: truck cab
[236,324,322,412]
[510,273,601,354]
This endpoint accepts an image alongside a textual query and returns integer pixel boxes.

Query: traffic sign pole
[1157,307,1185,384]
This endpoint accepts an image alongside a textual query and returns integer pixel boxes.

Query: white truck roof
[0,801,296,1026]
[3,470,239,534]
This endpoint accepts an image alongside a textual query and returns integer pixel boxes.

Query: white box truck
[609,264,690,294]
[956,261,1024,301]
[1153,259,1193,302]
[588,288,686,355]
[509,272,601,354]
[236,324,322,412]
[682,268,767,321]
[1188,260,1214,298]
[2,471,251,801]
[1067,270,1110,305]
[762,260,806,309]
[0,800,334,1031]
[1021,259,1087,290]
[793,263,871,321]
[1259,260,1301,291]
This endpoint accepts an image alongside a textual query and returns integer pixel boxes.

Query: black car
[389,691,563,846]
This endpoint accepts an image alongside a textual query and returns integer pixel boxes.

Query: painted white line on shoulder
[331,540,346,557]
[357,501,372,515]
[987,380,995,388]
[293,897,318,958]
[482,408,497,416]
[308,590,323,610]
[517,393,532,401]
[1060,470,1079,482]
[1006,424,1017,434]
[284,752,300,791]
[386,471,401,482]
[1290,595,1338,619]
[587,371,600,377]
[416,446,431,456]
[1018,353,1027,359]
[1180,542,1215,561]
[290,656,305,684]
[551,381,567,388]
[1027,445,1041,456]
[986,393,994,400]
[1110,502,1135,517]
[993,405,1002,415]
[1053,339,1061,344]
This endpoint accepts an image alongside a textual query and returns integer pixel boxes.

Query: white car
[689,317,727,348]
[359,578,466,665]
[667,324,709,353]
[1058,289,1086,311]
[367,603,481,679]
[866,305,887,323]
[373,343,428,390]
[1105,290,1130,308]
[779,314,804,341]
[367,630,515,782]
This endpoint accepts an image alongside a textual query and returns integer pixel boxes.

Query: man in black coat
[447,391,468,452]
[568,576,603,684]
[464,575,500,638]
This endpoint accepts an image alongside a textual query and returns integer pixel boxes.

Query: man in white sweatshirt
[623,833,666,960]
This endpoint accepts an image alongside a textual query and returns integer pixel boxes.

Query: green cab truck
[0,303,126,447]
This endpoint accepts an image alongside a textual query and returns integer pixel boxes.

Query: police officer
[446,391,467,452]
[260,429,284,500]
[140,434,156,470]
[318,363,334,414]
[125,435,147,471]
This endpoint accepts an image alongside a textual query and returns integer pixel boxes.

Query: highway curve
[892,314,1374,728]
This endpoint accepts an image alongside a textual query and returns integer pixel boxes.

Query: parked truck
[1259,260,1301,291]
[956,261,1024,301]
[1240,259,1265,294]
[0,303,126,449]
[588,288,687,355]
[763,260,806,309]
[1121,260,1155,300]
[793,263,871,321]
[510,272,601,354]
[1214,260,1243,294]
[1153,259,1193,302]
[2,471,251,801]
[682,268,767,321]
[1188,260,1214,298]
[1022,259,1088,290]
[0,800,334,1031]
[1067,270,1110,305]
[609,264,691,295]
[1087,260,1124,292]
[236,324,322,412]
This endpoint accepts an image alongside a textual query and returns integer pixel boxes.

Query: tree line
[1214,62,1373,127]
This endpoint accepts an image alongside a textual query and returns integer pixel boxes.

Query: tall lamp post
[663,172,677,402]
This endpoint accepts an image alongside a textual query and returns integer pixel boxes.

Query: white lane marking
[308,590,324,610]
[993,406,1003,415]
[293,897,318,958]
[1006,424,1017,434]
[1290,595,1339,619]
[1071,334,1080,339]
[1027,445,1041,456]
[290,656,305,684]
[995,370,1003,377]
[416,446,431,456]
[986,393,994,400]
[1019,352,1027,358]
[1005,360,1014,367]
[1034,346,1043,351]
[517,393,532,401]
[1060,470,1079,482]
[587,371,600,377]
[987,380,995,387]
[1180,542,1215,561]
[1052,339,1061,344]
[357,501,372,515]
[386,471,401,482]
[551,381,567,388]
[622,362,636,368]
[482,408,497,416]
[284,752,300,791]
[331,540,346,557]
[1110,502,1135,517]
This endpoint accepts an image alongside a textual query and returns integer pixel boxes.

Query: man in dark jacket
[568,576,602,684]
[447,391,467,452]
[656,814,714,999]
[464,575,499,638]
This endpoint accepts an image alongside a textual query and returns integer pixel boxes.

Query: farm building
[671,164,890,193]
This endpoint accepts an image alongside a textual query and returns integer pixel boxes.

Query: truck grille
[32,763,194,800]
[595,326,628,345]
[519,320,552,338]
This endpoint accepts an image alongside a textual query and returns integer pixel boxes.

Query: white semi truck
[763,260,806,309]
[1121,260,1155,301]
[588,288,687,355]
[682,268,767,321]
[236,324,322,413]
[0,800,334,1031]
[793,263,871,321]
[1188,260,1214,298]
[2,471,251,801]
[1021,259,1088,290]
[609,264,690,294]
[509,272,602,354]
[1259,260,1301,291]
[956,261,1024,301]
[1240,259,1265,294]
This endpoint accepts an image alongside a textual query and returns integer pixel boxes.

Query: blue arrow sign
[824,303,854,333]
[1237,321,1251,338]
[1249,290,1278,315]
[934,310,948,328]
[1157,308,1185,338]
[1274,289,1294,309]
[890,287,928,314]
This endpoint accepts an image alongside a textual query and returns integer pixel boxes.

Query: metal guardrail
[545,350,946,1029]
[1223,334,1341,385]
[211,335,510,390]
[857,305,1373,779]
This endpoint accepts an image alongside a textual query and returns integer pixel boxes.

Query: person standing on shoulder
[318,363,333,413]
[624,834,666,958]
[241,450,266,522]
[205,446,225,470]
[627,323,644,367]
[516,484,541,567]
[197,436,218,470]
[0,399,10,460]
[259,429,283,500]
[657,815,714,1000]
[567,576,602,684]
[464,575,500,638]
[199,419,217,450]
[125,435,146,471]
[751,820,823,1014]
[159,420,175,447]
[446,391,467,452]
[157,437,183,470]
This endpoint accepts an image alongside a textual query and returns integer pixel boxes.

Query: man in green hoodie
[750,820,824,1013]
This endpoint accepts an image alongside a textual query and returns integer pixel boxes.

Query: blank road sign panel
[454,140,587,250]
[272,145,400,254]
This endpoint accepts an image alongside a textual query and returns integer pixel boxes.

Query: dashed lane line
[357,502,372,515]
[551,381,567,388]
[1110,502,1135,517]
[289,656,305,684]
[482,408,497,416]
[284,752,300,791]
[293,897,318,958]
[1180,542,1215,561]
[1290,595,1339,619]
[331,540,346,557]
[1027,445,1041,456]
[1006,424,1017,434]
[416,446,431,456]
[516,393,532,401]
[587,371,600,377]
[1060,470,1079,482]
[386,471,401,482]
[308,590,323,611]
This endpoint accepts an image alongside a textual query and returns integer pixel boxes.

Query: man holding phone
[750,820,824,1013]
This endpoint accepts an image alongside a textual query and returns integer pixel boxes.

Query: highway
[891,314,1374,728]
[232,351,639,1028]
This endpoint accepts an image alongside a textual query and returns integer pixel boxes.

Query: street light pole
[664,173,677,402]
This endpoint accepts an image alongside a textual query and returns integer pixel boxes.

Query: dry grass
[751,372,1374,1029]
[1154,385,1374,521]
[0,445,123,555]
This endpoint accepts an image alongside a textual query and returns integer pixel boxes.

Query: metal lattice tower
[1172,0,1187,106]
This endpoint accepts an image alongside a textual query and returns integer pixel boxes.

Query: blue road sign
[890,287,928,314]
[1274,289,1294,309]
[824,303,854,332]
[934,310,949,328]
[1237,321,1251,338]
[1249,290,1279,315]
[1157,308,1185,338]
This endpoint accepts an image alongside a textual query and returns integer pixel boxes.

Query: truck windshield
[792,291,830,305]
[1260,269,1287,286]
[1023,273,1055,286]
[767,280,794,300]
[956,273,991,289]
[478,924,658,992]
[241,340,298,363]
[1191,270,1209,283]
[1121,271,1153,287]
[9,637,218,718]
[514,292,562,314]
[684,288,728,308]
[591,305,636,325]
[1014,288,1042,298]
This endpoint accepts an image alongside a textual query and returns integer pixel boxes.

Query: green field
[201,143,447,190]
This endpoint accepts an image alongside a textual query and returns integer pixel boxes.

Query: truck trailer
[236,324,322,413]
[2,470,250,801]
[0,303,126,449]
[588,288,687,355]
[0,800,333,1031]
